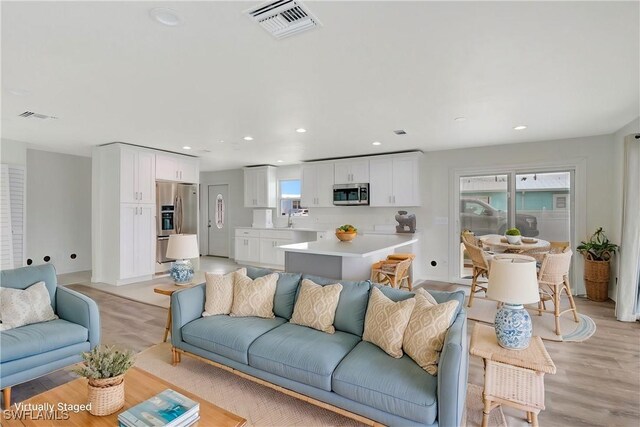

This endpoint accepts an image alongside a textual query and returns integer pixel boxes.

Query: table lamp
[166,234,199,285]
[487,254,540,350]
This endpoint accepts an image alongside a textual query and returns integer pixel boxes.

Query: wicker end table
[470,323,556,427]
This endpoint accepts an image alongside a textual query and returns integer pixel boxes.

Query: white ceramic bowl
[505,234,522,244]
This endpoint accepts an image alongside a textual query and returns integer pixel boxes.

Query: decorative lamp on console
[166,234,199,285]
[487,254,540,350]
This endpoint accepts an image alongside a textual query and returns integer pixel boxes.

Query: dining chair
[549,241,571,253]
[370,257,413,290]
[385,253,417,289]
[533,249,579,335]
[461,234,491,308]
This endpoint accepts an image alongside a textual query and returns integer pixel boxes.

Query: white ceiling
[2,1,638,171]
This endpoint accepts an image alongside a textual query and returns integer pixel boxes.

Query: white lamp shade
[487,255,540,305]
[166,234,199,259]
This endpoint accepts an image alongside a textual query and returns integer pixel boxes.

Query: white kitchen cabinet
[121,148,156,204]
[369,155,421,207]
[301,163,334,207]
[259,238,291,267]
[234,237,260,263]
[120,204,154,280]
[244,166,277,208]
[156,154,199,183]
[334,159,369,184]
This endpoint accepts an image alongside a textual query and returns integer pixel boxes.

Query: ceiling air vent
[393,129,407,135]
[246,0,321,39]
[18,111,58,120]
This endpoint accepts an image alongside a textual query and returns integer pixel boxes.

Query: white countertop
[279,234,418,258]
[236,226,330,232]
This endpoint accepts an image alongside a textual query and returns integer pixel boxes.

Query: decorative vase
[87,374,125,416]
[505,235,521,244]
[170,259,194,284]
[494,304,532,350]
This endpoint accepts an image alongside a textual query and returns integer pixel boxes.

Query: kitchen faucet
[287,211,293,228]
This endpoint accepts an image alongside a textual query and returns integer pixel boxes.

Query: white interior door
[208,184,229,257]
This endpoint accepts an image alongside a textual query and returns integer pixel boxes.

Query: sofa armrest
[171,284,205,346]
[56,287,101,349]
[437,310,468,427]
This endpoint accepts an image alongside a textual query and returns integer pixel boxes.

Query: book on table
[118,389,200,427]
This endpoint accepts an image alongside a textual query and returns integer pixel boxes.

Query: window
[279,180,308,216]
[553,193,569,210]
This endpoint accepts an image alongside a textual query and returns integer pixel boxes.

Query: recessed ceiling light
[149,8,181,26]
[296,128,307,133]
[372,141,382,146]
[243,136,254,141]
[219,140,224,143]
[513,125,527,130]
[277,160,284,163]
[7,88,31,96]
[182,146,191,150]
[454,117,467,122]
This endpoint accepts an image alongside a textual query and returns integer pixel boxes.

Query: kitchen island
[279,234,418,281]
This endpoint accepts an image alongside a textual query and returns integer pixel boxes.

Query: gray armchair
[0,264,100,409]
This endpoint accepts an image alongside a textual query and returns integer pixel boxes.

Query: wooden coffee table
[3,367,246,427]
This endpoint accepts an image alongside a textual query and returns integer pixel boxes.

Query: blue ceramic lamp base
[170,259,194,285]
[494,303,532,350]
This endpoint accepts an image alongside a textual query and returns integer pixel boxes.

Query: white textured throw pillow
[362,287,416,358]
[203,268,247,316]
[0,281,58,331]
[414,288,439,306]
[290,279,343,334]
[230,272,279,318]
[403,294,459,375]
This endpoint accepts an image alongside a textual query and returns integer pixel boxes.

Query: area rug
[465,297,596,342]
[135,343,506,427]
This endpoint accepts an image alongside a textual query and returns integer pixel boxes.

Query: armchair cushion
[0,281,57,331]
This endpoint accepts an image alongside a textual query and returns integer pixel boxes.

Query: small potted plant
[505,227,522,244]
[577,227,619,302]
[336,224,357,241]
[73,345,135,416]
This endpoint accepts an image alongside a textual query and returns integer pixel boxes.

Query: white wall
[0,138,27,165]
[199,169,252,258]
[610,117,640,300]
[26,150,92,274]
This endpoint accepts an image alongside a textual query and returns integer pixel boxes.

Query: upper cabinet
[369,155,421,207]
[156,154,199,183]
[301,163,334,207]
[244,166,277,208]
[120,147,156,204]
[334,159,369,184]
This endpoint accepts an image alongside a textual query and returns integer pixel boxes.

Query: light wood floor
[6,277,640,426]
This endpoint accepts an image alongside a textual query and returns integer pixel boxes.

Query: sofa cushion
[0,264,58,311]
[0,319,88,363]
[246,267,301,320]
[362,287,415,358]
[230,272,278,318]
[203,268,246,316]
[290,279,342,334]
[301,275,371,336]
[248,323,360,391]
[0,281,58,331]
[181,315,286,364]
[332,341,438,425]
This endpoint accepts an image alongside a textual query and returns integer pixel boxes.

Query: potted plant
[577,227,619,302]
[504,227,522,244]
[73,345,135,416]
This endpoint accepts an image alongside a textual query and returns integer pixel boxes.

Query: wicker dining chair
[461,235,491,308]
[385,253,417,290]
[533,249,579,335]
[549,241,571,253]
[370,257,413,290]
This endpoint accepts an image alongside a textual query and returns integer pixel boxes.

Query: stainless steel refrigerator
[156,182,198,264]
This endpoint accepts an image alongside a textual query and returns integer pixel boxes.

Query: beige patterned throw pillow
[362,287,416,358]
[403,294,459,375]
[203,268,247,316]
[0,281,57,331]
[290,279,343,333]
[230,272,278,318]
[415,287,439,306]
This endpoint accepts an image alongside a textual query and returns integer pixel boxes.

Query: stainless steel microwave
[333,183,369,206]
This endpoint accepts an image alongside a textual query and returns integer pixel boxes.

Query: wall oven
[333,183,369,206]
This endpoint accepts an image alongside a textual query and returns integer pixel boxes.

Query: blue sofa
[171,267,468,427]
[0,264,100,408]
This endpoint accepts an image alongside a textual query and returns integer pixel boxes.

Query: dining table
[479,234,551,255]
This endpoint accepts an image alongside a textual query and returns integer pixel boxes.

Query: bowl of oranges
[336,224,357,241]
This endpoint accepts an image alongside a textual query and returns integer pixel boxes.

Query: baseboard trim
[172,347,384,427]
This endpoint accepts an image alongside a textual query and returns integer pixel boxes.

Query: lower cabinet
[120,204,155,280]
[234,236,260,263]
[260,238,292,267]
[234,228,318,268]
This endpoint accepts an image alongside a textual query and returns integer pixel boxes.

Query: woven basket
[87,374,125,416]
[584,256,610,302]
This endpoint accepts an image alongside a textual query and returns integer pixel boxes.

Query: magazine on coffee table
[118,388,200,427]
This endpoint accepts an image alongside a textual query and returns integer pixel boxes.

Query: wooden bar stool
[385,253,416,290]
